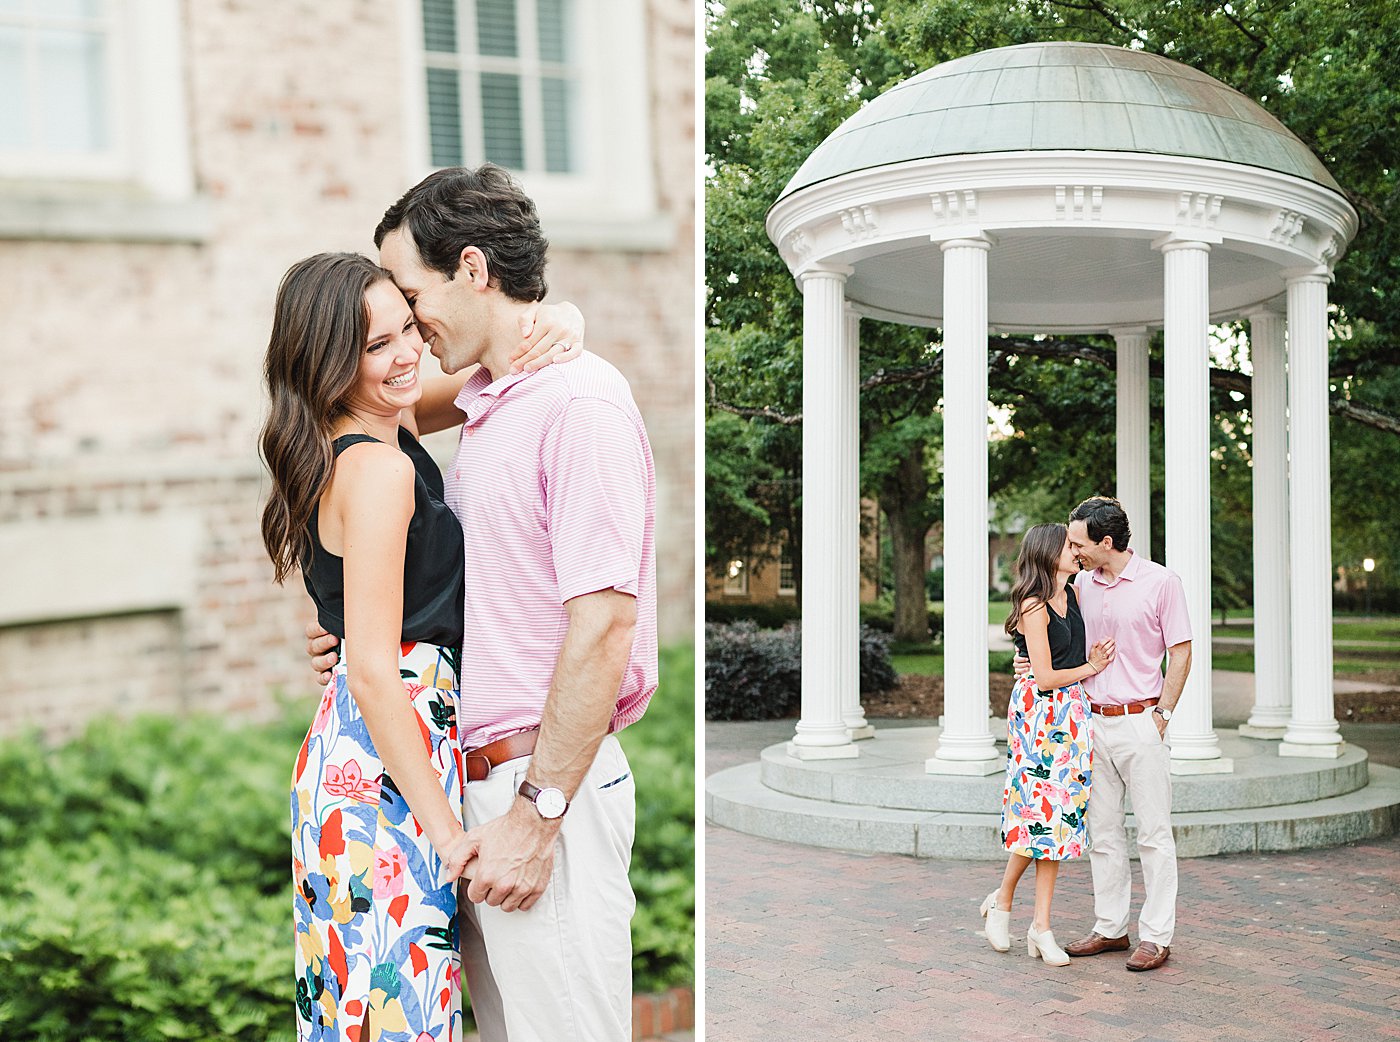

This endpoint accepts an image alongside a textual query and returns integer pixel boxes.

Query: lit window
[723,558,748,596]
[778,548,796,596]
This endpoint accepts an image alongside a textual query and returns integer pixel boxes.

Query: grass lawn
[897,602,1399,677]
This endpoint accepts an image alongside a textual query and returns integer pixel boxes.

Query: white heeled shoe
[980,891,1011,952]
[1027,926,1070,966]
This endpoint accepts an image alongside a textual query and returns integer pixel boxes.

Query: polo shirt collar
[1092,548,1141,587]
[454,366,536,426]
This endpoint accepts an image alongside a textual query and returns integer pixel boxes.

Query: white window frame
[723,558,748,597]
[0,0,207,242]
[400,0,671,251]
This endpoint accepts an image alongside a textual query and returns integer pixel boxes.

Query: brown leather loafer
[1064,932,1131,957]
[1125,941,1171,971]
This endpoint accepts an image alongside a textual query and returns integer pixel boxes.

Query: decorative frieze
[1269,208,1306,246]
[1176,192,1224,228]
[785,228,812,263]
[930,189,978,226]
[1055,185,1103,221]
[839,204,878,240]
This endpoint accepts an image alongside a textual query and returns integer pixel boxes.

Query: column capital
[1153,233,1217,253]
[1107,324,1152,340]
[796,262,853,287]
[937,233,995,252]
[1240,303,1285,321]
[1281,265,1333,285]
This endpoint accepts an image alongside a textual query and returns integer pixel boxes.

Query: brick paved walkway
[706,718,1400,1042]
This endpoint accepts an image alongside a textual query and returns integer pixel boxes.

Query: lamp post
[1363,557,1376,617]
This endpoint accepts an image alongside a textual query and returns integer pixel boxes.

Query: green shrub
[0,645,696,1040]
[704,599,802,629]
[705,621,898,721]
[618,643,696,992]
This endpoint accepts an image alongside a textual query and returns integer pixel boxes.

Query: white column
[1159,239,1231,772]
[1112,326,1153,561]
[789,265,859,760]
[928,236,1000,775]
[1240,308,1292,739]
[1281,273,1346,758]
[841,306,874,740]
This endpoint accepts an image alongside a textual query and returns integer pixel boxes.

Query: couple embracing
[981,498,1192,973]
[260,164,656,1041]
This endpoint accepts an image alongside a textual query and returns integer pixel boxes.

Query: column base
[847,724,876,741]
[925,755,1003,776]
[787,740,860,761]
[1238,724,1288,740]
[1279,740,1347,759]
[1170,756,1235,776]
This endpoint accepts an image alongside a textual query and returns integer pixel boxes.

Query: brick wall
[0,0,694,736]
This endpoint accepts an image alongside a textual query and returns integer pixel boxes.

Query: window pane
[537,0,568,63]
[541,75,573,173]
[422,0,456,53]
[425,66,463,166]
[480,71,523,168]
[43,1,104,17]
[38,28,106,153]
[0,27,25,149]
[475,0,516,57]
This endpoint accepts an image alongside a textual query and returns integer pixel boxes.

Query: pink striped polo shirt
[1074,550,1192,706]
[445,350,658,749]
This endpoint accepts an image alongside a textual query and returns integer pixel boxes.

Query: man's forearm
[1159,641,1192,713]
[528,590,637,800]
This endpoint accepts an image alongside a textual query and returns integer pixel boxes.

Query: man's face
[379,226,484,375]
[1067,519,1109,571]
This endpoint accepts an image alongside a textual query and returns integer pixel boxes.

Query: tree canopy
[706,0,1400,625]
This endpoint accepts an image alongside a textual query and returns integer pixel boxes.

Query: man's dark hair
[374,164,548,302]
[1068,496,1132,551]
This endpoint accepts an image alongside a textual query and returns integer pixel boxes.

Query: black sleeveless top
[1013,581,1088,671]
[301,427,464,648]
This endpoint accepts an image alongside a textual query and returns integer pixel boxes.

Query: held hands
[1088,638,1116,674]
[456,799,560,913]
[1012,651,1030,678]
[509,301,585,374]
[305,620,340,686]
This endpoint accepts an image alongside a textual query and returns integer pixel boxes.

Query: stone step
[759,727,1371,813]
[707,755,1400,862]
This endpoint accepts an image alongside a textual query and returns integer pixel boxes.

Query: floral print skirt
[999,673,1093,861]
[291,640,464,1042]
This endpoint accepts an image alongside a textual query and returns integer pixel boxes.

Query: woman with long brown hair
[980,522,1115,967]
[260,251,583,1040]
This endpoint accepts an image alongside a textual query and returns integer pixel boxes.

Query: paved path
[706,713,1400,1041]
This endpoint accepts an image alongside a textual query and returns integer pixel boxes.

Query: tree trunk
[881,449,932,644]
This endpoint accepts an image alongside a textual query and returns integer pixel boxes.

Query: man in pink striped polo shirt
[1020,496,1191,973]
[375,166,657,1042]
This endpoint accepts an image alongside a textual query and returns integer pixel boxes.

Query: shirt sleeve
[539,397,647,604]
[1158,571,1193,647]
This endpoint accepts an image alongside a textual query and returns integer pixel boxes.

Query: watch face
[536,787,568,819]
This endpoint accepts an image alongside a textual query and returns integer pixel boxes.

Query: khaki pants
[1086,711,1177,947]
[459,735,637,1042]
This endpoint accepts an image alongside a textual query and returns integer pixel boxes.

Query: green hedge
[0,645,695,1040]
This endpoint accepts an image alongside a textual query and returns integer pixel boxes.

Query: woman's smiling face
[345,278,425,417]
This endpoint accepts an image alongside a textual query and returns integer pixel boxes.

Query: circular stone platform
[706,727,1400,860]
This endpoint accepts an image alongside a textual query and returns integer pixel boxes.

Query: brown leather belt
[1091,698,1159,717]
[464,728,538,782]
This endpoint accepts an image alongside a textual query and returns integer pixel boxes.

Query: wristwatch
[518,778,569,819]
[1153,706,1173,722]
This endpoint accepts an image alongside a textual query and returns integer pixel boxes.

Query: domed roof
[781,42,1342,199]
